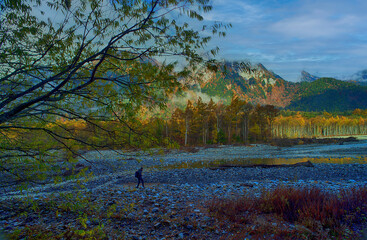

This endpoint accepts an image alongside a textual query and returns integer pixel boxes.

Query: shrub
[208,186,367,239]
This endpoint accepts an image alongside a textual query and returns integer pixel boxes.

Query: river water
[78,137,367,168]
[157,138,367,166]
[267,140,367,160]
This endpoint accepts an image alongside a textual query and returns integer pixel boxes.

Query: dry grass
[208,186,367,239]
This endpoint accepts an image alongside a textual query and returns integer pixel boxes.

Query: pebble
[152,208,159,213]
[1,144,367,239]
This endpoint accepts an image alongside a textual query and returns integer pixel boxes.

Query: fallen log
[271,137,358,147]
[209,160,314,170]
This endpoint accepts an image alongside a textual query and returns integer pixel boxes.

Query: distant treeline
[9,98,367,152]
[157,98,367,146]
[274,109,367,138]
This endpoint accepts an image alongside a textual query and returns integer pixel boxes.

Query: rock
[4,226,13,231]
[186,225,194,230]
[127,213,135,219]
[153,222,161,229]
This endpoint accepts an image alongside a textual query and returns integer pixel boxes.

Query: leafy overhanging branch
[0,0,230,184]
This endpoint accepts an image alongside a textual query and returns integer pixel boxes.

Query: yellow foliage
[273,113,367,138]
[55,118,87,129]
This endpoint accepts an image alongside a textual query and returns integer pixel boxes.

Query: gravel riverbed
[1,143,367,239]
[2,143,367,200]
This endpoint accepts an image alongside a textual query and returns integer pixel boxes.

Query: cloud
[170,90,222,107]
[270,11,359,39]
[203,0,263,24]
[204,0,367,81]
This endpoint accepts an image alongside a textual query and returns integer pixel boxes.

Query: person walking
[135,167,144,188]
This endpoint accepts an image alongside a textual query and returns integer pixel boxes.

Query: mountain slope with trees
[189,61,367,112]
[196,61,297,107]
[288,78,367,112]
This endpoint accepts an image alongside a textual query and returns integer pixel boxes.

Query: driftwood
[209,160,314,170]
[239,183,254,187]
[271,137,357,147]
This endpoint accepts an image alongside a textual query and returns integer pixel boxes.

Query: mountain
[288,78,367,112]
[187,61,367,112]
[343,69,367,86]
[350,69,367,82]
[300,71,319,82]
[196,61,296,107]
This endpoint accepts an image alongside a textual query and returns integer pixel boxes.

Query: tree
[195,96,208,144]
[224,96,245,143]
[169,107,185,145]
[215,101,225,143]
[239,102,253,144]
[263,104,280,139]
[0,0,229,184]
[184,100,194,145]
[252,104,271,141]
[206,98,217,143]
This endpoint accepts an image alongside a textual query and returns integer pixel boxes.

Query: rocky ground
[1,143,367,239]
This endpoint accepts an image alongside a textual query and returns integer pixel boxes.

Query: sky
[202,0,367,82]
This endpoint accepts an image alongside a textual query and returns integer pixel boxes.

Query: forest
[153,98,367,146]
[14,96,367,154]
[274,109,367,138]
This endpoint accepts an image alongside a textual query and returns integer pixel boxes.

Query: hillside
[287,78,367,112]
[186,61,367,112]
[197,61,296,107]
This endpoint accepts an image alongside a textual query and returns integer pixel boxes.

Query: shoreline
[2,162,367,200]
[1,139,367,200]
[1,147,367,239]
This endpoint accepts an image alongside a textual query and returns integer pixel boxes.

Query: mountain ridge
[300,71,319,82]
[196,61,296,107]
[186,60,367,112]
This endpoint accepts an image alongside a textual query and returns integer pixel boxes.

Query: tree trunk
[185,116,189,146]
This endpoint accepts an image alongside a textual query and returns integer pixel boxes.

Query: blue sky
[203,0,367,81]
